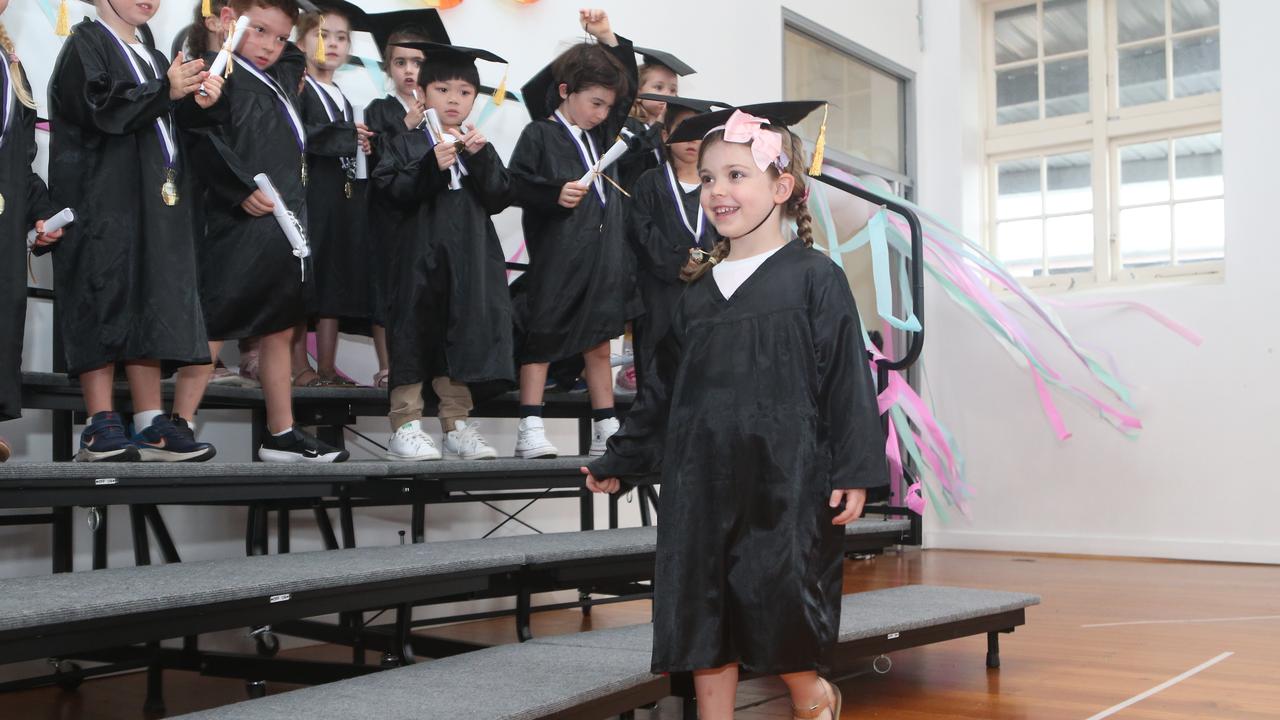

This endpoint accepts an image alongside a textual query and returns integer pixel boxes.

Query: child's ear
[558,82,570,100]
[219,7,236,32]
[773,172,796,205]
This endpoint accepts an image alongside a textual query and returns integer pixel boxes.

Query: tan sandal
[292,368,326,388]
[793,677,842,720]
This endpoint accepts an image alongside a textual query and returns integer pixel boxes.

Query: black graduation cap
[639,94,727,116]
[518,62,557,120]
[391,41,505,66]
[666,101,828,144]
[634,47,695,76]
[364,9,451,55]
[300,0,370,29]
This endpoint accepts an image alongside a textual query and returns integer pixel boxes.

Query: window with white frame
[985,0,1222,287]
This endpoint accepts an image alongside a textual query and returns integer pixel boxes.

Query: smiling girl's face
[698,137,795,238]
[99,0,160,27]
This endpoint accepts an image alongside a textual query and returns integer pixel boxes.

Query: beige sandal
[793,677,842,720]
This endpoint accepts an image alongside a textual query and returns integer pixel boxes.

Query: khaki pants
[388,377,474,433]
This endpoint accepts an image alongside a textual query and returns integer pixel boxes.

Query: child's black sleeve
[52,37,174,136]
[371,132,448,208]
[464,143,512,216]
[600,34,639,139]
[507,123,569,213]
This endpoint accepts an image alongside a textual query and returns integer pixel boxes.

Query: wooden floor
[8,548,1280,719]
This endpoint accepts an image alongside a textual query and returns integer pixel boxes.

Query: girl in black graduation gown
[181,1,347,463]
[364,30,430,389]
[0,19,59,440]
[48,7,222,462]
[628,97,721,393]
[586,108,888,720]
[508,9,636,458]
[371,40,513,462]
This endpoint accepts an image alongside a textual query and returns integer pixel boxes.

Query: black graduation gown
[363,95,413,327]
[188,45,309,341]
[588,240,889,675]
[617,116,663,192]
[372,131,515,390]
[628,163,719,391]
[300,78,367,322]
[508,40,638,365]
[0,62,55,421]
[47,20,212,376]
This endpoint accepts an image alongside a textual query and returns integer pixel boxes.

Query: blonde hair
[683,127,813,283]
[629,63,674,123]
[0,24,35,109]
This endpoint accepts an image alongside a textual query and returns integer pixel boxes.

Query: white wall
[916,0,1280,564]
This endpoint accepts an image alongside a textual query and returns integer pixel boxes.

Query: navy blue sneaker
[133,414,217,462]
[76,412,141,462]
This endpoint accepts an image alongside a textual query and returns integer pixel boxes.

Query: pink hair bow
[720,110,786,173]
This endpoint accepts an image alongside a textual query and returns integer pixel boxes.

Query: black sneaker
[258,427,349,463]
[76,411,141,462]
[132,415,217,462]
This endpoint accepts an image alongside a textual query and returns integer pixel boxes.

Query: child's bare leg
[519,362,549,407]
[780,670,834,719]
[80,364,116,416]
[315,317,340,376]
[123,360,163,416]
[692,663,739,720]
[372,324,389,372]
[173,341,223,421]
[582,341,614,410]
[290,322,313,378]
[260,327,296,434]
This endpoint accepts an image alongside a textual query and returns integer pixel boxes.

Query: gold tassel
[315,23,326,63]
[201,0,212,18]
[55,0,71,37]
[808,103,829,177]
[492,66,508,105]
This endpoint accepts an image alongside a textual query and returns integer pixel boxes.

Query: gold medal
[344,180,353,199]
[161,168,179,207]
[0,192,5,217]
[301,157,309,186]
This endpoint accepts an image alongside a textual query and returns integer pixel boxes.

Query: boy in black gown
[179,0,347,462]
[48,0,222,462]
[372,41,513,462]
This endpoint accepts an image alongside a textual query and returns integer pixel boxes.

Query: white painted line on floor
[1082,614,1280,629]
[1084,652,1234,720]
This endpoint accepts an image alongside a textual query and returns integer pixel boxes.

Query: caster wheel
[246,680,267,699]
[254,631,280,657]
[578,592,592,616]
[872,654,893,675]
[380,652,400,669]
[53,661,83,691]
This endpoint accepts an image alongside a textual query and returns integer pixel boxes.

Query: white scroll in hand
[353,106,368,180]
[578,137,630,187]
[201,15,251,96]
[253,173,310,280]
[26,208,75,250]
[426,108,466,191]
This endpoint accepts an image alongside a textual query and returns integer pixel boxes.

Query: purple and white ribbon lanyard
[96,22,178,182]
[554,109,605,206]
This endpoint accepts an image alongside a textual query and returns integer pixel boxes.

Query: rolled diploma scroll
[253,173,310,280]
[201,16,251,96]
[26,208,75,250]
[578,137,630,187]
[353,106,368,180]
[425,108,463,190]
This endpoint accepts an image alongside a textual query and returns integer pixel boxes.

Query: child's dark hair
[683,127,813,283]
[187,0,230,57]
[551,42,631,99]
[419,59,479,92]
[229,0,300,21]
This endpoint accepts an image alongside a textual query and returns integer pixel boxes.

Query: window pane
[1173,31,1221,97]
[1117,0,1165,44]
[995,4,1038,64]
[1043,0,1088,55]
[1046,213,1094,274]
[1174,198,1224,263]
[1045,55,1089,117]
[1046,152,1091,213]
[996,64,1040,124]
[1120,205,1173,266]
[1174,132,1223,199]
[784,29,905,172]
[1120,141,1170,205]
[997,158,1042,219]
[1118,41,1168,106]
[997,219,1044,277]
[1172,0,1219,32]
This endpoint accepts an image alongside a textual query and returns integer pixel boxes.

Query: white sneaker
[590,417,620,456]
[386,420,442,461]
[445,420,499,460]
[514,417,558,459]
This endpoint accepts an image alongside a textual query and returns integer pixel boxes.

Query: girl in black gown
[0,4,61,461]
[585,104,889,720]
